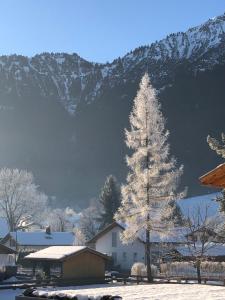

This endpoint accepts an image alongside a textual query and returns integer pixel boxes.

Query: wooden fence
[1,273,225,290]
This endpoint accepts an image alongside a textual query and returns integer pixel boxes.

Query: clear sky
[1,0,225,63]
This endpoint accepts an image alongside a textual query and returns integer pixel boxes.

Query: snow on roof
[25,246,86,260]
[0,218,9,238]
[179,193,219,217]
[9,231,74,246]
[177,243,225,257]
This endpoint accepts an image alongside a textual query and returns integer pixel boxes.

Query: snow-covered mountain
[1,13,225,114]
[0,13,224,206]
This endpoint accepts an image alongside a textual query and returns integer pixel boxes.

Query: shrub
[131,262,158,277]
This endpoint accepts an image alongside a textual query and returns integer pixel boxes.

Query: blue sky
[1,0,225,62]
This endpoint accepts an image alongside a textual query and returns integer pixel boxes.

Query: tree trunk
[146,228,153,283]
[196,260,201,284]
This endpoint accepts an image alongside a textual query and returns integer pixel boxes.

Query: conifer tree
[98,175,121,229]
[115,74,184,282]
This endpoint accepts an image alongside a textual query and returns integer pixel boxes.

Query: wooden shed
[24,246,109,280]
[199,163,225,188]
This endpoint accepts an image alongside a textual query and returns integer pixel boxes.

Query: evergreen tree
[115,74,184,282]
[98,175,121,229]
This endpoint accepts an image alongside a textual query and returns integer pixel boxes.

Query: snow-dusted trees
[115,74,184,282]
[44,207,78,232]
[79,199,101,242]
[161,200,186,226]
[0,168,47,231]
[207,133,225,158]
[98,175,121,229]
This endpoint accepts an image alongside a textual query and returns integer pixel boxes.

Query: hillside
[0,14,224,206]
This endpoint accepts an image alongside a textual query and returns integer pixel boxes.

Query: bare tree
[0,168,47,231]
[73,227,86,245]
[79,198,101,241]
[181,205,223,283]
[43,207,79,232]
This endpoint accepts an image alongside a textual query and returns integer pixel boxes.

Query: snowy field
[2,283,225,300]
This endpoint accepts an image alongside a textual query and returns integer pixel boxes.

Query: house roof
[88,221,185,245]
[199,163,225,188]
[0,244,16,254]
[88,222,125,244]
[24,246,109,262]
[179,193,219,217]
[2,231,75,246]
[177,243,225,257]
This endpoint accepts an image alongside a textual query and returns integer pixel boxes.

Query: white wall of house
[95,225,146,271]
[0,254,15,267]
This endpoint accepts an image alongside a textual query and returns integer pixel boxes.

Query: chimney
[45,225,51,235]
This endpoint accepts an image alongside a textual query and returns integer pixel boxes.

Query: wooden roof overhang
[199,163,225,189]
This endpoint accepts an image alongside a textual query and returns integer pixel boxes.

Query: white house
[1,228,75,253]
[88,222,184,272]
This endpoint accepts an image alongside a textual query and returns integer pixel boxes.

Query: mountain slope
[0,14,224,206]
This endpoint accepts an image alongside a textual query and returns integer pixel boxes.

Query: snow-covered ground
[2,283,225,300]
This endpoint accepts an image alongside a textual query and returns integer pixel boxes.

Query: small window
[112,232,117,247]
[133,252,137,262]
[112,252,117,265]
[122,252,127,261]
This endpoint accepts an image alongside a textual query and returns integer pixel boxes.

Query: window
[112,252,117,265]
[122,252,127,261]
[133,252,137,262]
[112,232,117,247]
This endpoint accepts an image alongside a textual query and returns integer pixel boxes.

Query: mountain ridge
[0,13,224,206]
[0,13,225,114]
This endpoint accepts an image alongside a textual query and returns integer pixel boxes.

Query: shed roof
[199,163,225,188]
[25,246,109,261]
[2,231,74,246]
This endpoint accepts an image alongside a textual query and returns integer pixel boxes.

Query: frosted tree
[161,200,186,226]
[73,227,86,246]
[115,74,184,282]
[0,168,47,231]
[207,133,225,158]
[43,207,79,232]
[98,175,121,229]
[79,198,101,241]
